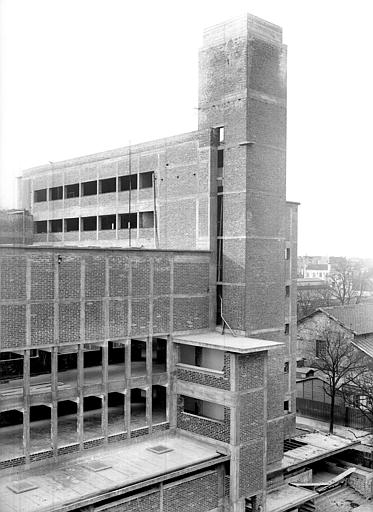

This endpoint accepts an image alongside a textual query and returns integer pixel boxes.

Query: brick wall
[0,247,211,351]
[102,491,161,512]
[176,366,230,390]
[176,396,230,443]
[267,418,284,465]
[239,442,264,497]
[163,471,219,512]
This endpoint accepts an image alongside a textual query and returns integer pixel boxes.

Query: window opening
[119,213,137,229]
[65,217,79,232]
[99,177,116,194]
[49,186,63,201]
[100,215,116,230]
[217,149,224,168]
[65,183,80,199]
[50,219,62,233]
[82,180,97,196]
[82,216,97,231]
[139,211,154,228]
[139,171,153,189]
[183,396,224,422]
[119,174,137,191]
[316,339,326,358]
[34,189,47,203]
[34,221,47,234]
[217,126,224,143]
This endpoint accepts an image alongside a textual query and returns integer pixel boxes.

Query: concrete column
[102,258,109,442]
[23,349,30,465]
[52,254,59,458]
[126,388,131,438]
[217,463,227,512]
[168,339,178,430]
[51,346,58,458]
[122,391,126,434]
[77,344,84,448]
[146,337,153,433]
[102,342,108,442]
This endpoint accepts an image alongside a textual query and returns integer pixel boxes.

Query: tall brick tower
[199,14,295,450]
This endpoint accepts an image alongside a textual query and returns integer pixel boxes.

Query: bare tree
[309,329,368,433]
[297,287,333,319]
[329,259,370,305]
[343,371,373,428]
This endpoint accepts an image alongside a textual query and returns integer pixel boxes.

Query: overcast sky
[1,0,372,257]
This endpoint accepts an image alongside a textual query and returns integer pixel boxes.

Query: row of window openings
[34,172,153,203]
[34,212,154,234]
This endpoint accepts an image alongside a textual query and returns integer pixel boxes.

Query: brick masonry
[0,246,211,351]
[163,471,219,512]
[176,396,230,443]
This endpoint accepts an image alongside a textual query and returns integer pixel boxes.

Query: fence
[296,397,373,431]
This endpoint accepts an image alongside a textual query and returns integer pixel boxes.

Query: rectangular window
[34,189,47,203]
[284,323,289,335]
[246,496,257,512]
[285,285,290,297]
[65,217,79,232]
[217,126,224,143]
[217,149,224,168]
[82,180,97,196]
[49,186,63,201]
[182,396,224,422]
[139,211,154,228]
[119,213,137,229]
[284,400,289,412]
[284,361,289,373]
[65,183,80,199]
[179,345,224,371]
[316,339,326,358]
[50,219,62,233]
[100,215,116,230]
[285,247,291,260]
[82,216,97,231]
[139,171,153,189]
[99,177,116,194]
[119,174,137,191]
[34,221,47,233]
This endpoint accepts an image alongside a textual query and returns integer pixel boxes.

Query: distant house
[304,263,330,280]
[297,304,373,428]
[297,303,373,365]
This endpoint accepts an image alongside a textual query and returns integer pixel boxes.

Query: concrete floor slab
[0,432,222,512]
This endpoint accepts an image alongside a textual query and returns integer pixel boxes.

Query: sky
[0,0,372,258]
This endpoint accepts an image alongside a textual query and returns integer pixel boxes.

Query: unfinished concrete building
[0,13,333,512]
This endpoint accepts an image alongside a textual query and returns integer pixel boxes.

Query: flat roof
[266,484,318,512]
[0,433,224,512]
[173,331,282,354]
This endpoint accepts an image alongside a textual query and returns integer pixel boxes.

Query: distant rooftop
[352,333,373,359]
[174,331,282,354]
[297,278,328,288]
[322,304,373,335]
[306,264,329,271]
